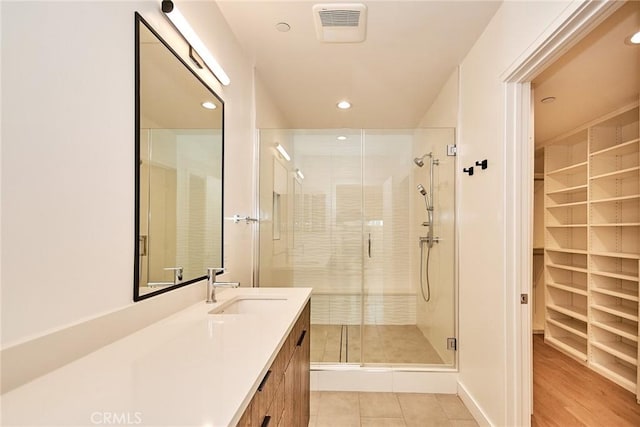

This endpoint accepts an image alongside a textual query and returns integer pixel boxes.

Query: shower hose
[419,241,432,302]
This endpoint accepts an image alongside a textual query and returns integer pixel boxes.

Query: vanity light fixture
[337,100,351,110]
[625,30,640,45]
[201,101,217,110]
[275,143,291,161]
[295,169,305,180]
[161,0,231,86]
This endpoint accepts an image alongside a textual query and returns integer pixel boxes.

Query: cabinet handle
[258,370,271,392]
[261,415,271,427]
[296,330,307,347]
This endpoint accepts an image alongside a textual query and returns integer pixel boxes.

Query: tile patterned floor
[311,324,445,364]
[309,391,479,427]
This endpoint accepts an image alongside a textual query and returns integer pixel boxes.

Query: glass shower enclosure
[256,128,456,367]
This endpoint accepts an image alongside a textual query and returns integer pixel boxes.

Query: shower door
[361,129,456,366]
[256,128,456,367]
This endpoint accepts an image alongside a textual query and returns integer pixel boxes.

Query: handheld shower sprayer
[416,184,432,212]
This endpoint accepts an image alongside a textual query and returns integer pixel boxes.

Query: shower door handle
[368,233,371,258]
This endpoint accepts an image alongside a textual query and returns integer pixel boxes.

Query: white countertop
[1,287,312,427]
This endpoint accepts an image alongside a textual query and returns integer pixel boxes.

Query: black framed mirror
[134,13,224,301]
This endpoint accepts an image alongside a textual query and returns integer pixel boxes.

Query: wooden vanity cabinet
[237,301,310,427]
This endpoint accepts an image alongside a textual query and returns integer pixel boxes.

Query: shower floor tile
[311,324,445,365]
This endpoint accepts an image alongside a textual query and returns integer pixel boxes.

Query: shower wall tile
[311,294,331,324]
[311,294,416,325]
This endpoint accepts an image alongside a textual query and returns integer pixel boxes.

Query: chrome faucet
[206,267,240,303]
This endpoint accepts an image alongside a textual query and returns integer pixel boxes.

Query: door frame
[503,1,624,425]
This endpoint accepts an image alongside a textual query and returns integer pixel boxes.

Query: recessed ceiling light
[541,96,556,104]
[276,22,291,32]
[625,30,640,45]
[201,101,217,110]
[337,136,347,141]
[337,100,351,110]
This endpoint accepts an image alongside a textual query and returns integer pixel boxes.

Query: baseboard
[457,380,492,426]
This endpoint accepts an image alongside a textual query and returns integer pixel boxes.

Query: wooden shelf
[591,194,640,205]
[590,360,636,393]
[545,335,587,361]
[547,317,588,339]
[547,224,589,228]
[591,303,639,322]
[592,320,639,342]
[547,303,588,322]
[547,201,589,208]
[592,286,639,302]
[547,281,588,296]
[590,138,639,158]
[547,161,588,176]
[547,248,589,255]
[590,166,640,182]
[547,263,588,274]
[591,340,637,366]
[544,103,639,398]
[590,251,640,261]
[547,184,588,196]
[591,223,640,227]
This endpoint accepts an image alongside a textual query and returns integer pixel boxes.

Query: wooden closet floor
[532,334,640,426]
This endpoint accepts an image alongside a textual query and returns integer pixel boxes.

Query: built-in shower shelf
[544,102,640,399]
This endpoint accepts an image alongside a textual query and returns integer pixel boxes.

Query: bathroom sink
[209,296,288,315]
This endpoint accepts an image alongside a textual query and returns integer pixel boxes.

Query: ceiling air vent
[312,3,367,43]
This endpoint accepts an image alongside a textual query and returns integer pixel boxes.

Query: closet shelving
[544,129,590,361]
[544,103,639,397]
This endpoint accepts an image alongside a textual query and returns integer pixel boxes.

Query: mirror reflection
[135,14,223,301]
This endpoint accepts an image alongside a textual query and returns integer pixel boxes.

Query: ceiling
[140,21,223,129]
[533,1,640,145]
[217,0,501,129]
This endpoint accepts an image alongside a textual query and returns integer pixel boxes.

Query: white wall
[454,1,581,425]
[418,1,594,425]
[419,68,459,129]
[1,0,254,387]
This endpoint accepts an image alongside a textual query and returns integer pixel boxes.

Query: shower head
[417,184,427,196]
[413,152,432,168]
